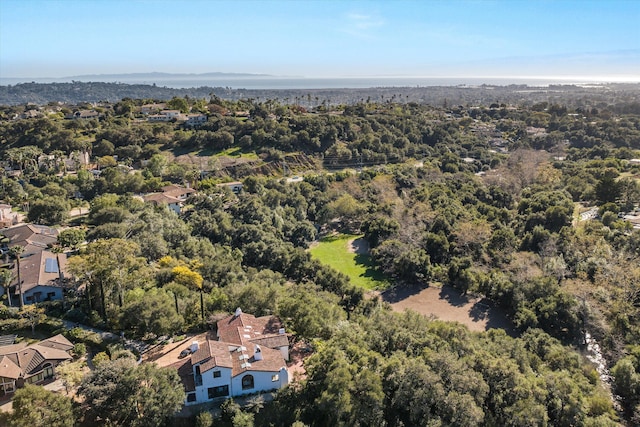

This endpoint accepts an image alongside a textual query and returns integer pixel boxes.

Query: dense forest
[0,86,639,426]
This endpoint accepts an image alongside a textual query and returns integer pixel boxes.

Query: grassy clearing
[213,147,259,159]
[310,234,390,291]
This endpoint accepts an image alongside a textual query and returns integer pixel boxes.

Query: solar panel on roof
[44,258,58,273]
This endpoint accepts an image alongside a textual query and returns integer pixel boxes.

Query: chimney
[190,341,199,353]
[254,345,262,361]
[235,307,242,317]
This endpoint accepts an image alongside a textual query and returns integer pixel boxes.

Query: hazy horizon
[1,0,638,81]
[2,73,639,91]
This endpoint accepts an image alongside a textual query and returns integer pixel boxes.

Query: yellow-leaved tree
[172,262,205,323]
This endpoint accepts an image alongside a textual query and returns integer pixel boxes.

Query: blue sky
[1,0,639,79]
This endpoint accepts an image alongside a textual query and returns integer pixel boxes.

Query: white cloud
[340,12,384,39]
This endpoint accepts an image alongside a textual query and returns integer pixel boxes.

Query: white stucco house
[182,308,290,405]
[185,114,208,127]
[216,181,244,194]
[142,193,183,214]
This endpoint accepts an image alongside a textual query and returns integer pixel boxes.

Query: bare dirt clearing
[382,285,515,334]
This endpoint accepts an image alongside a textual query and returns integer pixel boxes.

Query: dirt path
[382,285,515,334]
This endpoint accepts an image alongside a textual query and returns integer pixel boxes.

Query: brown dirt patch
[382,285,515,334]
[287,341,313,381]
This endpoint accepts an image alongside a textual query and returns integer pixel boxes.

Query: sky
[1,0,639,80]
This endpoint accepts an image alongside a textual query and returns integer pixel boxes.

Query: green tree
[10,384,75,427]
[57,228,86,251]
[167,97,190,114]
[0,268,14,307]
[195,411,213,427]
[56,360,86,395]
[595,175,621,205]
[26,197,70,225]
[9,246,24,309]
[68,239,150,325]
[172,264,205,322]
[277,285,346,340]
[146,153,168,177]
[611,348,640,417]
[120,288,184,337]
[20,305,46,333]
[79,358,185,427]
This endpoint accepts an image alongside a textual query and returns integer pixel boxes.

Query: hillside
[0,92,639,425]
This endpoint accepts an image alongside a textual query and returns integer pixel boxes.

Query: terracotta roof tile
[217,312,284,344]
[231,344,286,376]
[192,340,233,373]
[168,359,195,392]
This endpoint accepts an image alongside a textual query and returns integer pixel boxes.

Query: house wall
[168,202,181,214]
[191,366,232,405]
[277,345,290,361]
[230,368,289,397]
[0,377,16,395]
[23,285,63,304]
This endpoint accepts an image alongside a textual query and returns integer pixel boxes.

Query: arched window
[241,374,254,390]
[43,363,54,379]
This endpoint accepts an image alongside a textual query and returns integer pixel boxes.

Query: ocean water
[2,76,637,89]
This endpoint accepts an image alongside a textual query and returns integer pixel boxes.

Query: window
[194,365,202,386]
[43,363,54,379]
[207,385,229,399]
[241,374,254,390]
[213,370,221,378]
[186,393,197,402]
[271,374,279,382]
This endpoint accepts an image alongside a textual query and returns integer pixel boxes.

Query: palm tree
[9,246,24,308]
[0,268,15,307]
[49,244,64,284]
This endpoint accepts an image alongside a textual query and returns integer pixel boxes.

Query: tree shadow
[381,283,428,304]
[469,298,518,336]
[468,300,491,321]
[353,253,388,283]
[350,237,369,254]
[438,285,472,307]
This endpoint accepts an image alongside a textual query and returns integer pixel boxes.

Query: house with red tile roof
[183,308,289,405]
[142,185,196,214]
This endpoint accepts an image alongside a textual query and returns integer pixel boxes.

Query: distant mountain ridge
[0,72,281,87]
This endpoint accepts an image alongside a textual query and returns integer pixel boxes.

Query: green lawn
[213,147,259,159]
[310,234,390,291]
